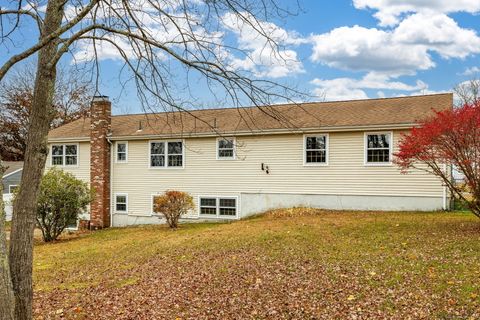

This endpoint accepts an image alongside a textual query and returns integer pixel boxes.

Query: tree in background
[153,191,194,229]
[0,64,92,161]
[395,101,480,218]
[454,78,479,106]
[0,1,302,318]
[36,168,91,242]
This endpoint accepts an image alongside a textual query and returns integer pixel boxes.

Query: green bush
[36,168,91,242]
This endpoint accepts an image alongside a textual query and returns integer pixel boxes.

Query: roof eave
[48,122,418,142]
[47,136,91,143]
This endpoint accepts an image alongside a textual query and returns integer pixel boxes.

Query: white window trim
[8,185,18,194]
[303,134,329,166]
[114,193,128,214]
[364,131,393,166]
[115,141,128,163]
[216,137,236,160]
[198,195,239,219]
[50,143,80,167]
[148,140,185,169]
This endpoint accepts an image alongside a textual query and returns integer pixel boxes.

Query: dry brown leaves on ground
[32,210,480,319]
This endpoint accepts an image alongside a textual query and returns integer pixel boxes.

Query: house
[2,161,23,195]
[46,93,453,228]
[2,161,23,222]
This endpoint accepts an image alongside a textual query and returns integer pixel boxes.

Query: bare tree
[0,64,93,161]
[0,1,303,318]
[453,77,480,106]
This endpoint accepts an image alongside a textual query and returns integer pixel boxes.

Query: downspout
[107,136,113,227]
[442,163,448,210]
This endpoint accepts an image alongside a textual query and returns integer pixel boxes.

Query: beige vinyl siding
[45,142,91,184]
[112,130,444,217]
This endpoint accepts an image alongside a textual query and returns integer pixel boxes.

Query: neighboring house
[46,94,453,228]
[2,161,23,195]
[2,161,23,222]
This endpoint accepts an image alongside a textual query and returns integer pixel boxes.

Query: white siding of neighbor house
[45,142,91,183]
[45,142,92,222]
[47,130,446,225]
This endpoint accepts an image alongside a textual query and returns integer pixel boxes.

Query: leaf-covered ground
[33,209,480,319]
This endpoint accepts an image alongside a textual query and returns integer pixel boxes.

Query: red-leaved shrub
[394,101,480,218]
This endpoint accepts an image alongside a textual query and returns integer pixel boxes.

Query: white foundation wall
[108,130,447,226]
[240,193,446,218]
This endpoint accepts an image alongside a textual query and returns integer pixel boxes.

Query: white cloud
[461,66,480,76]
[310,14,480,76]
[393,13,480,59]
[229,48,304,78]
[73,36,141,63]
[71,7,305,79]
[221,12,306,78]
[311,72,427,101]
[353,0,480,26]
[310,25,434,76]
[71,2,223,64]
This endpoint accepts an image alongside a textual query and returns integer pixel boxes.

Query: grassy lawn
[32,209,479,319]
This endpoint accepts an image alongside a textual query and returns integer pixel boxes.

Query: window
[51,144,78,166]
[115,194,128,213]
[116,142,128,163]
[200,198,217,215]
[51,145,64,165]
[150,142,165,167]
[304,135,328,165]
[150,141,183,168]
[217,138,235,159]
[365,132,392,164]
[199,196,238,218]
[8,185,18,194]
[219,198,236,216]
[168,142,183,167]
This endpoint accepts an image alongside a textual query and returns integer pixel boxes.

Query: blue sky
[1,0,479,114]
[97,0,480,113]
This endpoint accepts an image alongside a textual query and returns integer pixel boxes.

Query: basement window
[116,142,128,163]
[217,138,236,160]
[199,197,238,218]
[51,144,78,166]
[115,194,128,213]
[365,132,392,164]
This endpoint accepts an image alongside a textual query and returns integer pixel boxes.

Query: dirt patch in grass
[33,210,480,319]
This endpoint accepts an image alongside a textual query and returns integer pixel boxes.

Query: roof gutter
[47,122,419,143]
[2,168,23,179]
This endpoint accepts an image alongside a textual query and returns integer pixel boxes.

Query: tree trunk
[8,1,64,319]
[0,160,15,319]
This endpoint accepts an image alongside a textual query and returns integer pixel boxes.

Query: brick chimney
[90,96,111,229]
